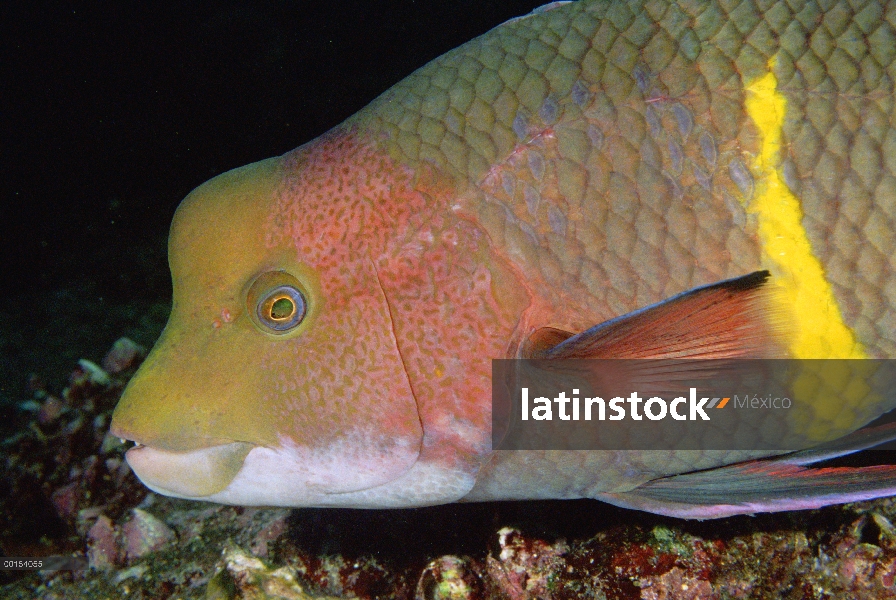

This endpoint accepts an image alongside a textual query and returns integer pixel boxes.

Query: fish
[110,0,896,518]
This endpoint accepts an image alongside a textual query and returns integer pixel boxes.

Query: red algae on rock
[416,555,480,600]
[486,527,567,600]
[638,567,714,600]
[121,508,178,561]
[86,514,120,570]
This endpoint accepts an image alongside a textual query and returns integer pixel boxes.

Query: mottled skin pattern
[112,0,896,510]
[339,0,896,499]
[267,134,526,483]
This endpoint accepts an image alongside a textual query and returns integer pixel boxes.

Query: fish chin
[193,436,421,506]
[126,435,425,506]
[199,445,477,508]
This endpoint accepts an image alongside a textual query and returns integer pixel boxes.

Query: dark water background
[0,0,547,415]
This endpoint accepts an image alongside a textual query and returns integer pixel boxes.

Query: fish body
[111,0,896,517]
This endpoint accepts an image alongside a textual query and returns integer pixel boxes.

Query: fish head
[110,144,426,506]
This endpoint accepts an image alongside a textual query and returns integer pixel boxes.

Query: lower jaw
[124,441,254,497]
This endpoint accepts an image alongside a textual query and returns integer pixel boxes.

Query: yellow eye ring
[246,271,309,335]
[257,285,306,331]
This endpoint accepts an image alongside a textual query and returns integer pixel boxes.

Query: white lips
[125,442,254,497]
[123,431,426,506]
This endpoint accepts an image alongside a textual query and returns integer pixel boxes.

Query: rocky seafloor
[3,337,896,599]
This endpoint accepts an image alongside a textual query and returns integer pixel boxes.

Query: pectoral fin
[596,423,896,519]
[526,271,783,360]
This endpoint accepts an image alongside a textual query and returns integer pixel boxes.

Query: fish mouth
[123,440,255,498]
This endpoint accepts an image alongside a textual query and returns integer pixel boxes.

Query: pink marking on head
[267,129,427,267]
[264,127,527,469]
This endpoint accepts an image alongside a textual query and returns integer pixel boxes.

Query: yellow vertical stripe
[743,60,866,360]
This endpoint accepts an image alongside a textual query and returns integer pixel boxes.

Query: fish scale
[110,0,896,517]
[351,0,896,357]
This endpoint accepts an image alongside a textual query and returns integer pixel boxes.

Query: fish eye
[246,271,308,335]
[258,285,305,330]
